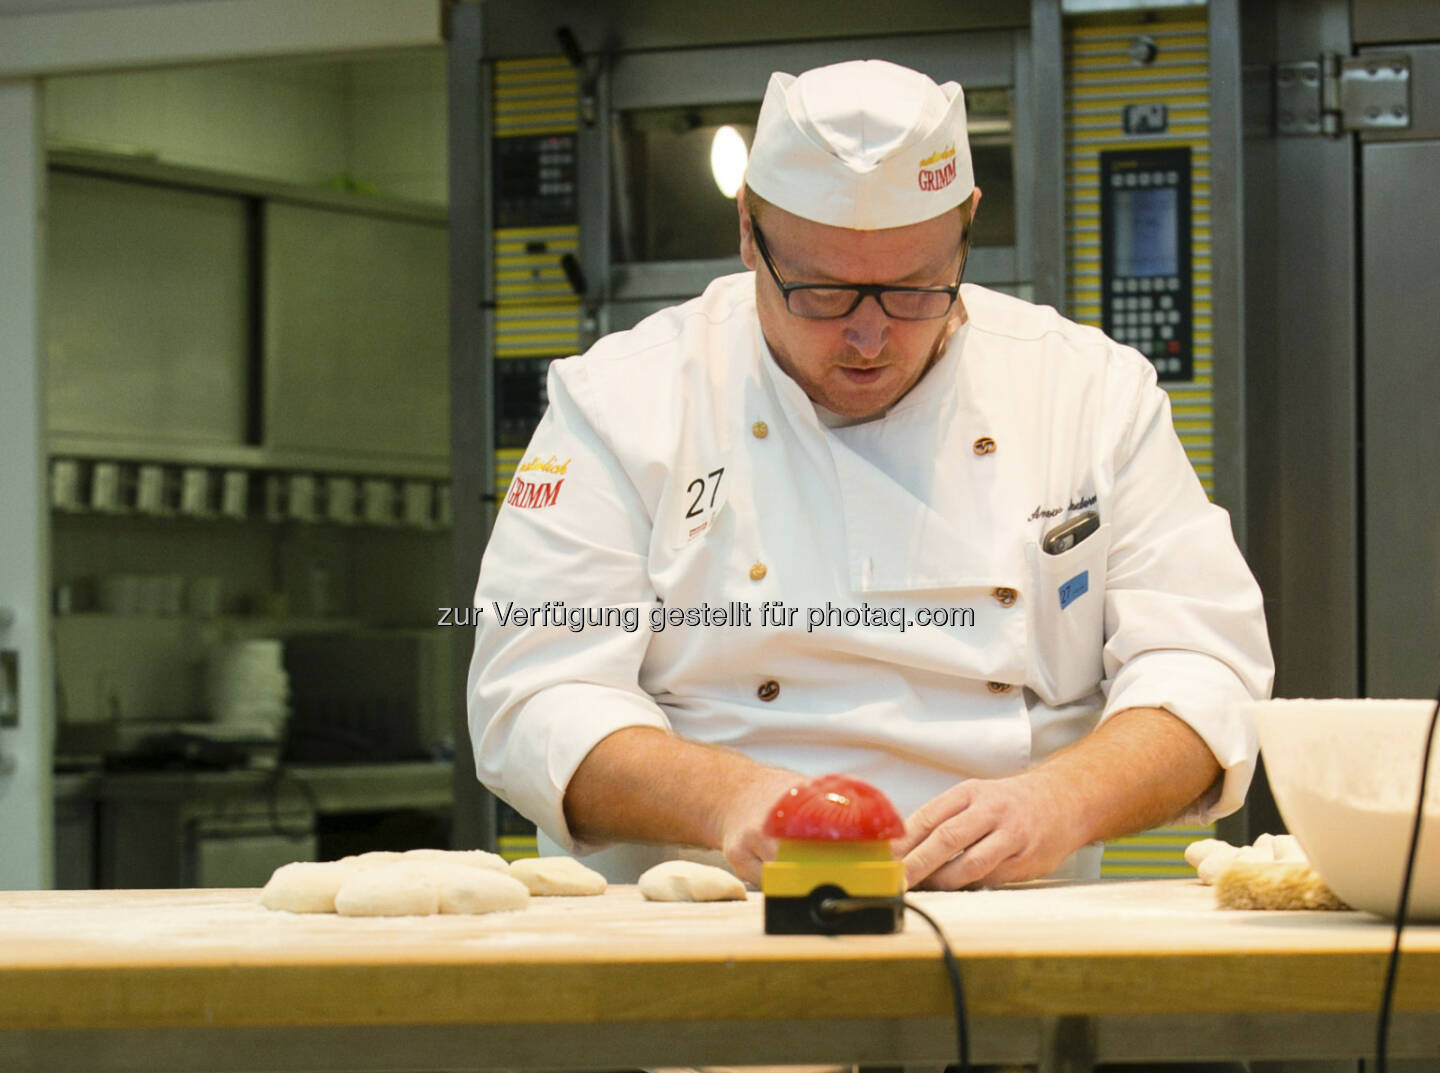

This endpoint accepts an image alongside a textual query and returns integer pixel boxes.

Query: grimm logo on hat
[918,145,957,192]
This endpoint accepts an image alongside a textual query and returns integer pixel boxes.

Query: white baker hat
[744,59,974,231]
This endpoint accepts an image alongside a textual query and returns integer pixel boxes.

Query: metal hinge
[1276,53,1411,136]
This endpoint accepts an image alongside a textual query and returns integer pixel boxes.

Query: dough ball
[639,861,746,902]
[1196,844,1240,885]
[260,860,357,913]
[1183,838,1233,869]
[335,865,440,917]
[435,869,531,914]
[400,848,509,872]
[508,856,607,896]
[1250,833,1278,856]
[1273,834,1308,862]
[342,851,406,871]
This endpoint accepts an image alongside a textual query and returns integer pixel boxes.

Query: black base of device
[763,888,904,935]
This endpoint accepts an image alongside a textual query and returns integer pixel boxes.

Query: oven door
[585,31,1035,334]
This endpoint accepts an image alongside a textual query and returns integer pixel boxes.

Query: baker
[468,59,1274,889]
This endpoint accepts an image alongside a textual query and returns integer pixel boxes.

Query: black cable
[1375,687,1440,1073]
[817,896,970,1073]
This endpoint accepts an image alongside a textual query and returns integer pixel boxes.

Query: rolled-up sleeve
[1099,359,1275,822]
[467,360,667,851]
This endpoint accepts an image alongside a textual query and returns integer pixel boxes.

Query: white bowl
[1247,698,1440,920]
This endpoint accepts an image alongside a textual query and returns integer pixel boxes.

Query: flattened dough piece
[436,869,531,914]
[508,856,606,896]
[400,848,510,872]
[335,865,440,916]
[639,861,746,902]
[260,860,357,913]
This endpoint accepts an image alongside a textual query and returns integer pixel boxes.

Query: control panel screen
[1113,186,1179,279]
[1099,147,1192,382]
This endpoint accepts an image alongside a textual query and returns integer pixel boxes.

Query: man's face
[739,192,976,419]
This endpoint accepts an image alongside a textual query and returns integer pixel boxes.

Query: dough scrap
[1234,843,1276,864]
[260,860,358,913]
[1183,838,1232,869]
[1196,844,1241,885]
[639,860,746,902]
[1215,860,1348,911]
[1273,834,1307,862]
[436,869,531,914]
[508,856,607,896]
[335,865,440,916]
[400,848,509,872]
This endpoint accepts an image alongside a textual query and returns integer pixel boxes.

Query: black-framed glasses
[751,222,967,321]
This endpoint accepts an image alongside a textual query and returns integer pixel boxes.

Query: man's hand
[715,768,809,886]
[565,727,802,887]
[897,706,1224,889]
[896,771,1080,890]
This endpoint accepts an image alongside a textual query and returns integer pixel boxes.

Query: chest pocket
[1023,524,1111,706]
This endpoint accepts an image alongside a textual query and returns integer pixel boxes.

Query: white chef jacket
[467,274,1274,880]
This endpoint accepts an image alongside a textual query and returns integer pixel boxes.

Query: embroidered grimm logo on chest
[918,145,957,191]
[505,455,569,510]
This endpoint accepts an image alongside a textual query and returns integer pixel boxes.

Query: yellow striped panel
[494,223,581,303]
[494,447,525,499]
[494,58,578,136]
[1065,9,1214,498]
[497,834,539,862]
[1070,15,1219,882]
[1102,824,1215,879]
[495,299,582,357]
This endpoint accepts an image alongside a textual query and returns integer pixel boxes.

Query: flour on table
[508,856,607,896]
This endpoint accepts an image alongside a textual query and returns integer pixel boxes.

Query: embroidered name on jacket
[1028,494,1097,522]
[505,475,563,509]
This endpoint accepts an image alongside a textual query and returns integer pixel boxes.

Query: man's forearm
[1024,705,1222,847]
[563,726,801,851]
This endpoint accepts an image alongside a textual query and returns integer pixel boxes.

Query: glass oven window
[610,87,1014,264]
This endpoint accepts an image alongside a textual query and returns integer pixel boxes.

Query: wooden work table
[2,878,1439,1072]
